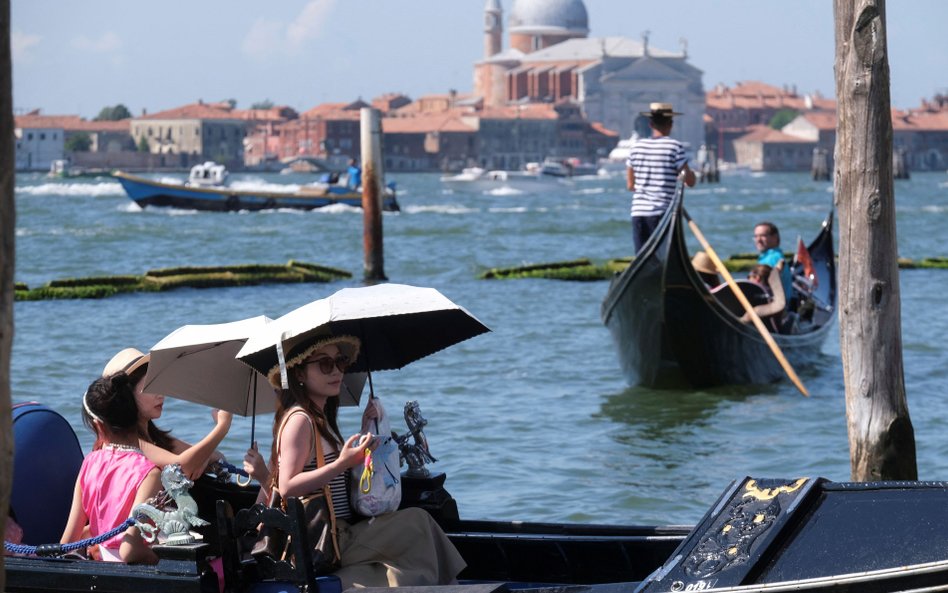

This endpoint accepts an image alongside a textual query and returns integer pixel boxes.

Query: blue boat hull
[113,172,399,212]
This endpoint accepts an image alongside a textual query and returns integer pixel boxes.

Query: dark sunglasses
[302,355,352,375]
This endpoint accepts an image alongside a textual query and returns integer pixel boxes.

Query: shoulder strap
[277,407,340,561]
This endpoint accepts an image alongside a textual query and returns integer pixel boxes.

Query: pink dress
[78,447,157,560]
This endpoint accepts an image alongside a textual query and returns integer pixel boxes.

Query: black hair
[83,372,140,443]
[755,221,780,241]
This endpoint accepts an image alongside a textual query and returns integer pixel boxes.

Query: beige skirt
[332,507,466,589]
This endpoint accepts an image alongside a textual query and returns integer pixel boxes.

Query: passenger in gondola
[741,264,787,332]
[261,333,466,589]
[626,102,696,253]
[753,221,793,297]
[61,373,162,564]
[102,348,233,479]
[691,251,721,288]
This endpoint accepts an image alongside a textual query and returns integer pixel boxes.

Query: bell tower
[484,0,502,58]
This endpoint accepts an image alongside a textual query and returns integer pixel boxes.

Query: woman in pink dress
[61,372,161,563]
[102,348,232,479]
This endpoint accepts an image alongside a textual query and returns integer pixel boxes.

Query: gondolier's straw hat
[103,347,150,378]
[640,102,683,118]
[691,251,717,276]
[268,334,361,389]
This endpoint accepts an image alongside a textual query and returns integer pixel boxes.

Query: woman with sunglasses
[259,333,465,589]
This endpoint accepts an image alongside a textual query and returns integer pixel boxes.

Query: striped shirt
[305,448,352,520]
[626,136,688,217]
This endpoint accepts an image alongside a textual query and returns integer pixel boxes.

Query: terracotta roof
[798,111,837,131]
[478,103,559,120]
[893,109,948,131]
[735,125,813,143]
[382,114,476,134]
[15,114,130,132]
[15,114,83,129]
[301,101,366,119]
[137,102,244,121]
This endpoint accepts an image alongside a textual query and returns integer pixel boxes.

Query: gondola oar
[683,209,809,397]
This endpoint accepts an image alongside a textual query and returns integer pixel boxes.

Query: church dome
[509,0,589,36]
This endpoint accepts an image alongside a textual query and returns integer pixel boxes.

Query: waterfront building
[472,0,705,151]
[14,114,65,171]
[131,101,296,169]
[705,81,835,163]
[731,94,948,173]
[14,112,135,171]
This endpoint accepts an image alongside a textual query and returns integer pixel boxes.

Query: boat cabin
[188,162,228,187]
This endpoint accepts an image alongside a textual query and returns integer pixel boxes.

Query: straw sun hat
[102,347,150,378]
[266,334,361,389]
[691,252,717,276]
[640,102,683,118]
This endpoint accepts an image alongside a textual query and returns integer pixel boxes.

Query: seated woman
[102,348,233,479]
[741,263,787,332]
[691,251,721,288]
[61,373,161,564]
[260,333,466,589]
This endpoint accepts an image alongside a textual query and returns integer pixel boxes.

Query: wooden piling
[811,147,830,180]
[834,0,916,480]
[360,107,386,282]
[0,0,15,586]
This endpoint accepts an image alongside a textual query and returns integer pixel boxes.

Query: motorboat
[113,165,399,212]
[440,167,566,193]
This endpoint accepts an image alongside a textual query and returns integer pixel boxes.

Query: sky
[12,1,948,120]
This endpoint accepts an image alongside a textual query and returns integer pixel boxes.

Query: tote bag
[350,396,402,516]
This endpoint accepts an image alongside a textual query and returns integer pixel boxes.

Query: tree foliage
[251,99,274,110]
[137,135,150,153]
[768,109,799,130]
[64,132,91,152]
[94,104,132,121]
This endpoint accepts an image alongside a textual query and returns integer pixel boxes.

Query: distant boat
[113,162,399,212]
[440,167,566,193]
[48,159,111,179]
[536,157,604,179]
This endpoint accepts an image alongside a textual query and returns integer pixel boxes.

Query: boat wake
[16,181,123,197]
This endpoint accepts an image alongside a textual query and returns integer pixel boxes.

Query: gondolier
[626,103,696,253]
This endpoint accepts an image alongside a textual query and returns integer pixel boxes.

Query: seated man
[753,221,792,298]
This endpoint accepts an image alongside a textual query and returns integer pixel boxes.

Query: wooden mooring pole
[0,0,15,586]
[834,0,917,480]
[360,107,386,282]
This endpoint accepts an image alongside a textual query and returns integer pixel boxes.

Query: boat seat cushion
[11,402,84,545]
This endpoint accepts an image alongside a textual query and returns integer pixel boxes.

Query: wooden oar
[683,209,809,397]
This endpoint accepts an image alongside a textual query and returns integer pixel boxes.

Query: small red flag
[794,236,817,289]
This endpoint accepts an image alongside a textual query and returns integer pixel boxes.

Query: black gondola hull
[602,187,837,388]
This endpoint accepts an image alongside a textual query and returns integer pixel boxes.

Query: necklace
[103,442,143,454]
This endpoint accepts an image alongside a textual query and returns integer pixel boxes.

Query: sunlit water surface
[13,170,948,526]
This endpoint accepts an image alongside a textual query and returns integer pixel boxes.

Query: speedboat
[440,167,566,193]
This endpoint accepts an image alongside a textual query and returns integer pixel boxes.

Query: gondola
[8,403,948,593]
[601,184,837,388]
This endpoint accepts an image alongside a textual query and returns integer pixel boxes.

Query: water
[12,170,948,527]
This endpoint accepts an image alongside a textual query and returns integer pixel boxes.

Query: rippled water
[12,170,948,526]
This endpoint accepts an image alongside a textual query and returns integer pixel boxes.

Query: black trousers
[632,215,662,254]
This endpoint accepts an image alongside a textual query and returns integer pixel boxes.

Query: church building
[473,0,705,151]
